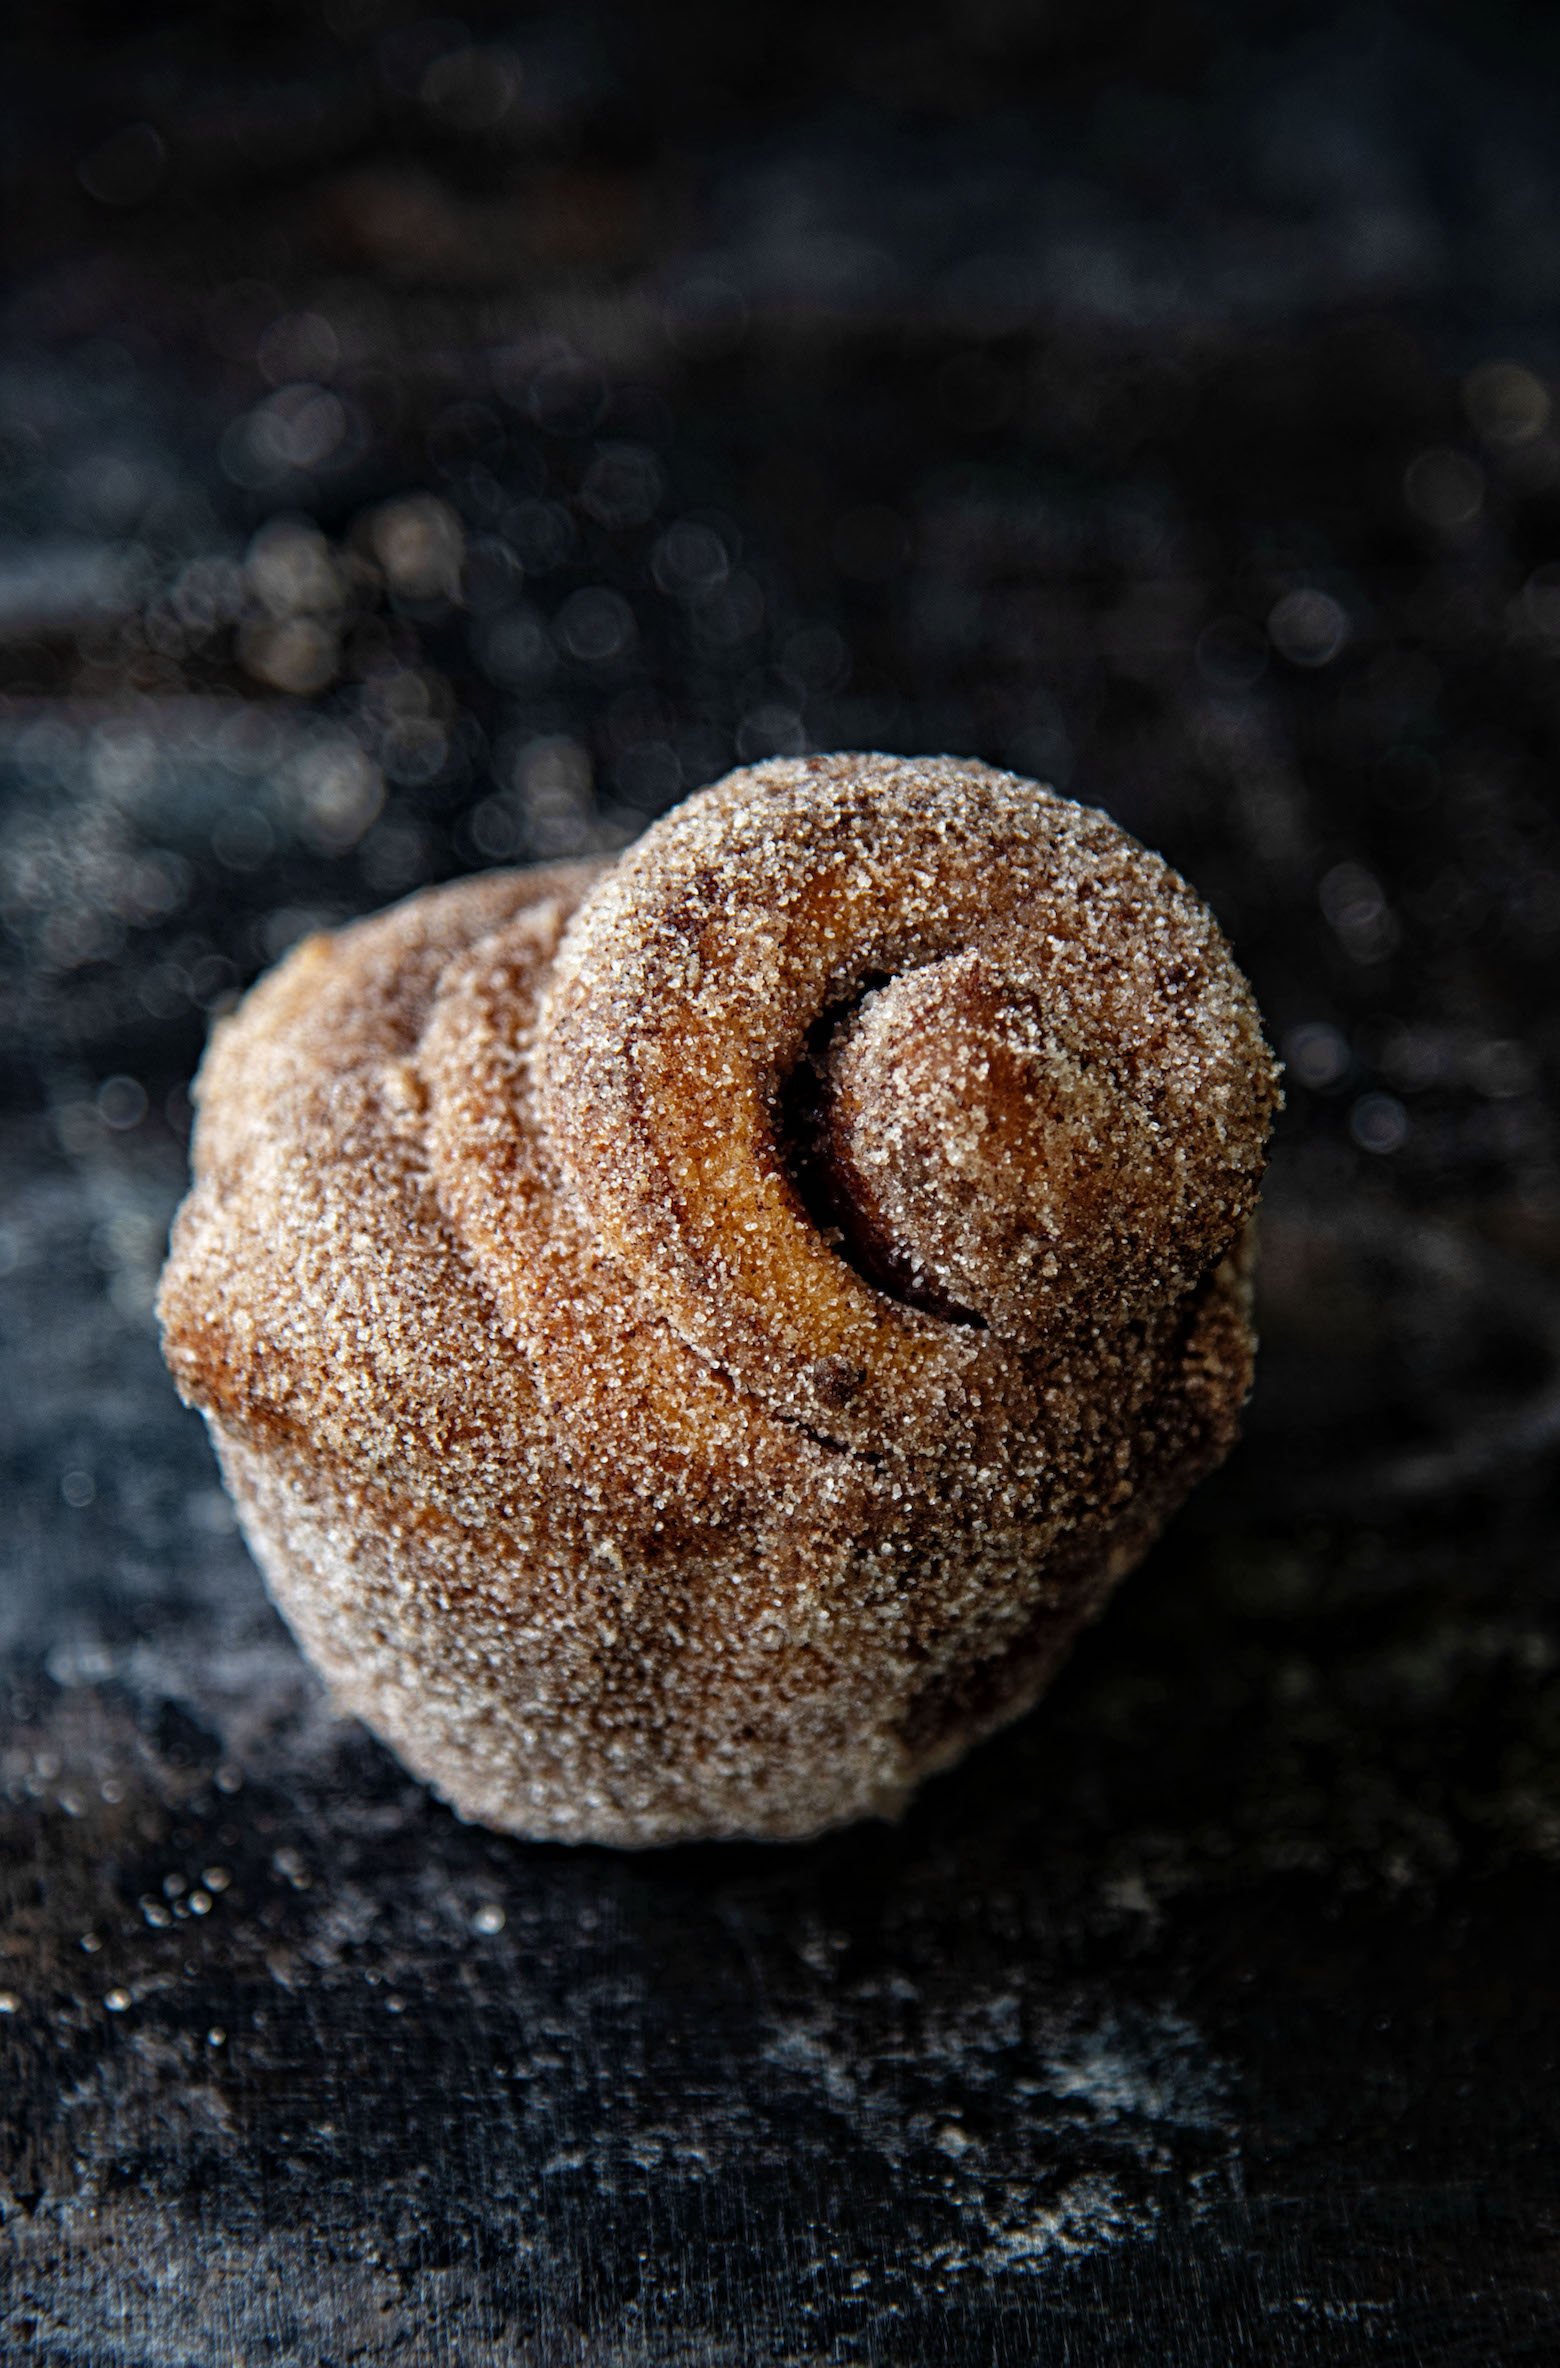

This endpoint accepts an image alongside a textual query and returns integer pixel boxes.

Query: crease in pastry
[158,754,1280,1845]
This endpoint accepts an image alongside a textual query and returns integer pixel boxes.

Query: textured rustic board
[4,1130,1560,2362]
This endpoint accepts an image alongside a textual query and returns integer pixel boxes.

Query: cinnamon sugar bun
[158,755,1280,1844]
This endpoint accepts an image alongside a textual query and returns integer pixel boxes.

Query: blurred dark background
[6,5,1560,2361]
[7,0,1560,1233]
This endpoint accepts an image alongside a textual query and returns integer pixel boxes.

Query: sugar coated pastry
[158,755,1280,1844]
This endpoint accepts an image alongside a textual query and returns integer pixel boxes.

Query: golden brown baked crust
[158,754,1279,1844]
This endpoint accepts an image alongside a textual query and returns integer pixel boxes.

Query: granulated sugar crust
[159,755,1279,1844]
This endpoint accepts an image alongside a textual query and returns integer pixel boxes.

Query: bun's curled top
[538,754,1280,1445]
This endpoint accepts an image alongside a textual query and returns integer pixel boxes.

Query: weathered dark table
[6,1,1560,2356]
[5,1133,1560,2362]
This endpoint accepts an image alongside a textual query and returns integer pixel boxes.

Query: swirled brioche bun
[158,756,1280,1845]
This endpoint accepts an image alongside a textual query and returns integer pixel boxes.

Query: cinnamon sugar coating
[158,754,1280,1844]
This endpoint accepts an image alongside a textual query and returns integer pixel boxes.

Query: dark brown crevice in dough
[775,973,989,1331]
[763,1396,887,1467]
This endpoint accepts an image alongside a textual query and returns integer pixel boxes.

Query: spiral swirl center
[816,948,1177,1343]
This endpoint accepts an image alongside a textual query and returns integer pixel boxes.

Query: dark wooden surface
[5,1144,1560,2363]
[6,3,1560,2358]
